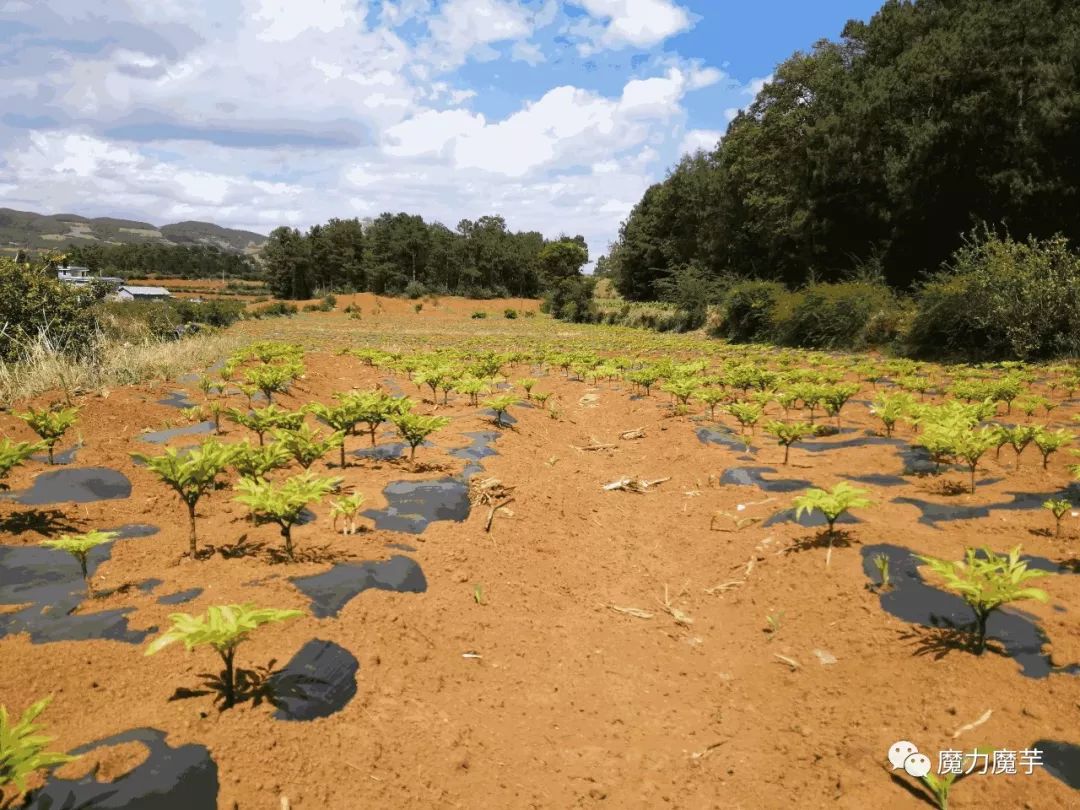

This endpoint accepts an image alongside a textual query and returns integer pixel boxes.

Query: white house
[58,266,124,286]
[115,285,172,301]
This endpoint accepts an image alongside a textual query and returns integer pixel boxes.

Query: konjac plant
[306,400,367,467]
[0,438,43,489]
[272,423,344,470]
[1033,428,1073,469]
[1042,499,1072,538]
[234,471,341,559]
[392,412,451,460]
[226,404,305,446]
[229,440,292,481]
[917,546,1050,654]
[792,483,873,567]
[16,405,78,465]
[0,696,78,804]
[132,440,235,556]
[763,421,818,464]
[330,492,366,535]
[145,603,303,709]
[482,393,518,427]
[40,530,117,596]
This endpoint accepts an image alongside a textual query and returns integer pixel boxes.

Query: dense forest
[262,214,591,306]
[606,0,1080,301]
[66,243,262,280]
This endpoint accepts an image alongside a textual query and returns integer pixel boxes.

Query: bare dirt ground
[1,300,1077,809]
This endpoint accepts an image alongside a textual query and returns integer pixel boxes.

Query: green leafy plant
[661,377,699,407]
[341,391,408,446]
[763,421,818,464]
[131,440,236,555]
[1033,428,1073,469]
[917,422,998,493]
[764,611,784,637]
[870,392,914,437]
[243,362,301,404]
[234,472,341,559]
[392,412,450,460]
[1043,499,1072,538]
[0,696,78,801]
[452,376,487,406]
[145,603,303,708]
[1005,424,1039,469]
[304,401,366,467]
[40,530,117,596]
[695,387,727,420]
[518,378,537,398]
[16,405,78,465]
[727,402,763,434]
[330,492,365,535]
[0,438,43,488]
[872,554,891,590]
[483,393,518,427]
[272,423,344,470]
[916,546,1050,654]
[226,404,305,446]
[229,440,292,481]
[793,483,873,567]
[822,383,860,428]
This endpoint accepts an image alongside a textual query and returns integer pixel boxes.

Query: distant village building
[57,266,124,286]
[115,285,172,301]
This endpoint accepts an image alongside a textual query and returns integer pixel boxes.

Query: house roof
[119,285,171,296]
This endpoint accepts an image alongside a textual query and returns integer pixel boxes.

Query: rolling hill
[0,208,267,254]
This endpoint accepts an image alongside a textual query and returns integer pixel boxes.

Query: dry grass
[0,331,242,407]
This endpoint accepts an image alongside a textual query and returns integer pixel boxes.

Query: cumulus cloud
[679,129,722,154]
[568,0,695,54]
[0,0,727,261]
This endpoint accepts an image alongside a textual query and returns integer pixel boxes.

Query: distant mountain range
[0,208,267,254]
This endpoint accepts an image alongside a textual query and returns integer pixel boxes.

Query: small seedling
[330,492,365,535]
[916,546,1050,654]
[41,530,117,596]
[763,421,817,464]
[1043,499,1072,537]
[764,611,784,637]
[870,392,914,437]
[234,472,341,559]
[518,378,537,399]
[727,402,763,434]
[473,584,486,605]
[0,697,78,801]
[132,440,235,556]
[243,362,300,404]
[392,412,450,461]
[145,603,303,708]
[1005,425,1039,469]
[16,405,78,465]
[872,554,892,590]
[305,401,366,467]
[483,393,518,427]
[0,438,43,488]
[1034,428,1073,469]
[792,483,873,567]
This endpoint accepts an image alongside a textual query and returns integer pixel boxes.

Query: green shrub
[717,280,785,342]
[471,311,488,319]
[247,301,298,319]
[503,308,518,319]
[404,281,427,300]
[773,282,900,350]
[908,230,1080,361]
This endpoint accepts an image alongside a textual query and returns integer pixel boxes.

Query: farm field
[1,299,1078,809]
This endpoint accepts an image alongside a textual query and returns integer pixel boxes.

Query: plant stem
[282,523,294,560]
[186,500,198,555]
[220,646,236,708]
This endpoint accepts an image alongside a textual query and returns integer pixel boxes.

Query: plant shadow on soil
[861,544,1080,678]
[169,639,359,722]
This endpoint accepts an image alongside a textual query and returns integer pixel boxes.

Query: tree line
[262,213,590,303]
[66,243,261,280]
[605,0,1080,301]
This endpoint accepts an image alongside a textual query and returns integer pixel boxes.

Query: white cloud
[0,0,729,265]
[679,129,722,154]
[569,0,694,53]
[511,41,545,66]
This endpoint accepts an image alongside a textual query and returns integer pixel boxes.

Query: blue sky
[0,0,882,260]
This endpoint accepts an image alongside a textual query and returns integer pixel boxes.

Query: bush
[772,281,900,350]
[0,258,108,362]
[404,281,427,300]
[248,301,298,319]
[907,230,1080,361]
[504,308,518,319]
[471,311,488,319]
[717,280,785,342]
